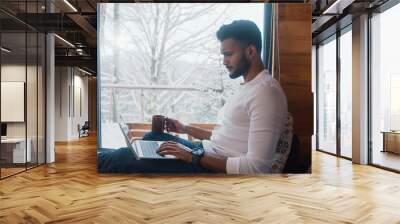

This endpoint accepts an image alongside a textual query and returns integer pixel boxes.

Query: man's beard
[229,54,251,79]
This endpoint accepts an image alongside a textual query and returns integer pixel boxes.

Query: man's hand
[157,141,192,163]
[165,118,186,134]
[158,141,227,173]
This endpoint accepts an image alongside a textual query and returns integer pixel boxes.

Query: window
[316,25,353,159]
[312,45,317,151]
[317,36,337,154]
[98,3,265,146]
[370,2,400,171]
[390,75,400,130]
[339,28,352,158]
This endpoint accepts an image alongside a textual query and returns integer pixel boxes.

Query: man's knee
[97,147,135,173]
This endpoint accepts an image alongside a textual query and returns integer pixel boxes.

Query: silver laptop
[118,123,176,160]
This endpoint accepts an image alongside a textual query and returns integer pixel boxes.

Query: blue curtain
[263,3,273,74]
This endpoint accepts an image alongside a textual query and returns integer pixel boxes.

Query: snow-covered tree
[100,3,246,124]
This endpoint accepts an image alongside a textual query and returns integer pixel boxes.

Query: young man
[98,20,289,174]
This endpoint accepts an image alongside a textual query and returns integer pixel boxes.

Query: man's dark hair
[216,20,262,54]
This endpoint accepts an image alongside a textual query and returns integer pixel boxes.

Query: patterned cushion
[270,114,294,173]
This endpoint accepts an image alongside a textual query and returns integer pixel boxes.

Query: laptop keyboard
[139,141,163,158]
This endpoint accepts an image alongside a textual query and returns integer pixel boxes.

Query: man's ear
[246,45,256,59]
[242,45,250,59]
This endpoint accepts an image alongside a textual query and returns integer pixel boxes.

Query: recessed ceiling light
[1,47,11,53]
[78,67,92,76]
[63,0,78,12]
[323,0,355,15]
[54,34,75,48]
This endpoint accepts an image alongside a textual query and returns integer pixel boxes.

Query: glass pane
[340,29,352,158]
[317,37,337,154]
[27,31,38,169]
[371,3,400,171]
[26,0,38,169]
[312,45,317,151]
[1,31,27,177]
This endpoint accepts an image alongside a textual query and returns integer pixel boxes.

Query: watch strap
[191,147,204,165]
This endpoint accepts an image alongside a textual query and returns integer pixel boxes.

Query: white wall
[55,66,69,141]
[70,72,89,138]
[55,67,89,141]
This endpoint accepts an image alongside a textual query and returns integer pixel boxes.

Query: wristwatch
[191,147,205,166]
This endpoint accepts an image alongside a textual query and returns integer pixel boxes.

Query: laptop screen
[119,123,134,144]
[120,123,128,135]
[118,115,134,143]
[118,123,140,160]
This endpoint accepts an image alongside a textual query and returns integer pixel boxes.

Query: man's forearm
[199,152,227,173]
[184,125,212,140]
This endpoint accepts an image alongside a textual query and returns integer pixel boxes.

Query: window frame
[315,23,353,161]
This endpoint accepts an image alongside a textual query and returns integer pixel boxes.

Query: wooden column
[88,77,97,132]
[276,3,312,171]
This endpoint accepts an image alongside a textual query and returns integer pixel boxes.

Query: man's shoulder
[243,74,287,110]
[249,74,284,96]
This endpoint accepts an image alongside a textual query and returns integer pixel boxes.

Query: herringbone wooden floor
[1,134,400,224]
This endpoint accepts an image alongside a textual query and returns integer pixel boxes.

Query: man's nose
[223,57,228,66]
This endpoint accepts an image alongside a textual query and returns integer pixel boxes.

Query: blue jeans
[97,132,215,173]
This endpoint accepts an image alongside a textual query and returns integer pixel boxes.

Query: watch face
[193,148,204,156]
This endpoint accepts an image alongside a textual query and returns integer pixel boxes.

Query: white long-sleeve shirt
[202,70,288,174]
